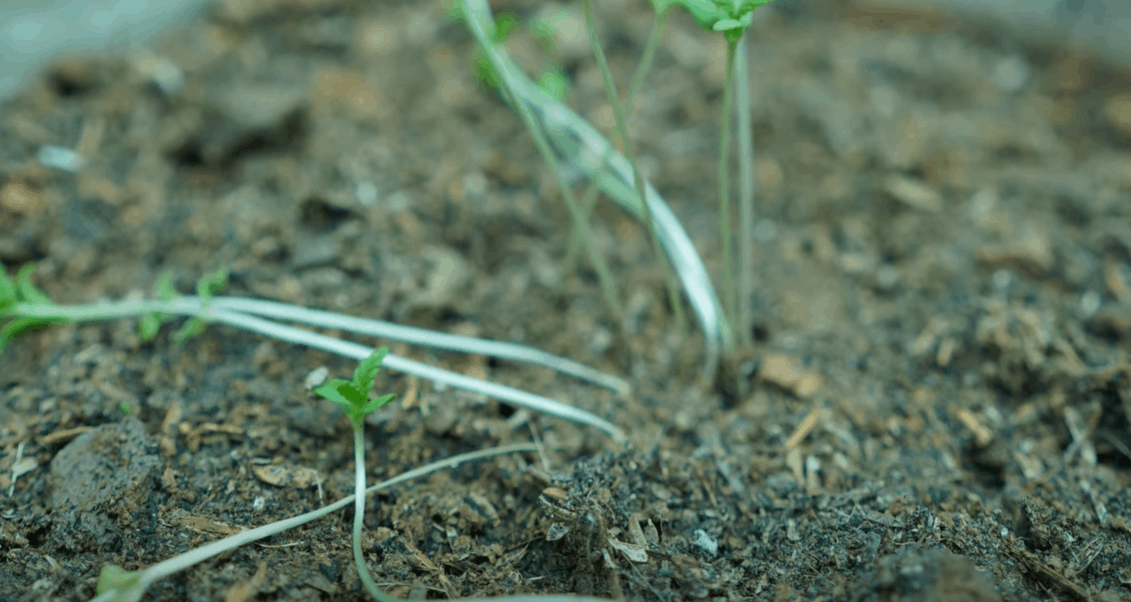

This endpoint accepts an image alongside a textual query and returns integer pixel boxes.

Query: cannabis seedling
[312,347,398,601]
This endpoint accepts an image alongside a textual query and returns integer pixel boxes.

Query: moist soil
[3,0,1131,600]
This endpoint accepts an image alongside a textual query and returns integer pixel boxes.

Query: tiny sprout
[0,263,64,355]
[313,347,398,601]
[313,346,397,429]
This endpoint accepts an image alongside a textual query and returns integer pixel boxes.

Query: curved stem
[581,0,685,336]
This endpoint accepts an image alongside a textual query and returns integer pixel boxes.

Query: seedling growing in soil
[0,263,626,440]
[312,347,398,601]
[89,444,538,602]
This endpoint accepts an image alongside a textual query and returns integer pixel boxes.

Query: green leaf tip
[195,267,229,300]
[96,565,142,597]
[15,264,51,305]
[0,265,16,303]
[314,347,397,428]
[655,0,777,36]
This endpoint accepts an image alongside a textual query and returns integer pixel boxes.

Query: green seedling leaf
[96,565,142,599]
[171,268,229,346]
[362,393,397,416]
[470,11,523,91]
[154,271,176,300]
[15,264,51,305]
[1,318,55,354]
[537,69,569,100]
[171,316,206,346]
[314,379,367,411]
[314,347,397,428]
[351,347,388,395]
[196,267,229,299]
[654,0,775,37]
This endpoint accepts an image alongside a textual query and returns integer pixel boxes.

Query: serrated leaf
[15,264,51,305]
[138,313,163,342]
[351,347,389,394]
[314,380,366,411]
[361,393,397,415]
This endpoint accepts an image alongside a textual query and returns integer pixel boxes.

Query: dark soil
[3,0,1131,600]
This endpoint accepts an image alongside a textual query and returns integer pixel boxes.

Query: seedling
[1,264,626,440]
[312,347,397,600]
[461,0,778,377]
[89,443,538,602]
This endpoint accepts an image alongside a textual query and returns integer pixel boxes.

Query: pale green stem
[352,425,396,602]
[735,32,755,348]
[581,0,685,335]
[718,37,738,347]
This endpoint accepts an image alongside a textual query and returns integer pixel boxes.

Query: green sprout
[313,347,398,601]
[0,264,66,354]
[170,267,228,345]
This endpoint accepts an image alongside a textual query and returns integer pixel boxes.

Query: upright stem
[735,32,755,348]
[581,0,685,335]
[352,426,396,602]
[718,37,739,343]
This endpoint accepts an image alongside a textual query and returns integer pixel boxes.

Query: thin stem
[564,7,668,291]
[718,37,738,350]
[352,426,396,602]
[581,0,685,336]
[625,9,669,108]
[735,32,755,349]
[13,299,627,441]
[465,0,623,322]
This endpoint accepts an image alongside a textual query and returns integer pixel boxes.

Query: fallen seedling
[89,441,540,602]
[0,265,627,442]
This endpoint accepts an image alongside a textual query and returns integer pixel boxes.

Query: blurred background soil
[2,0,1131,600]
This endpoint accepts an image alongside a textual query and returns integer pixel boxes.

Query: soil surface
[3,0,1131,601]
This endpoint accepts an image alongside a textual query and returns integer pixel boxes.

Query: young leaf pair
[314,347,398,429]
